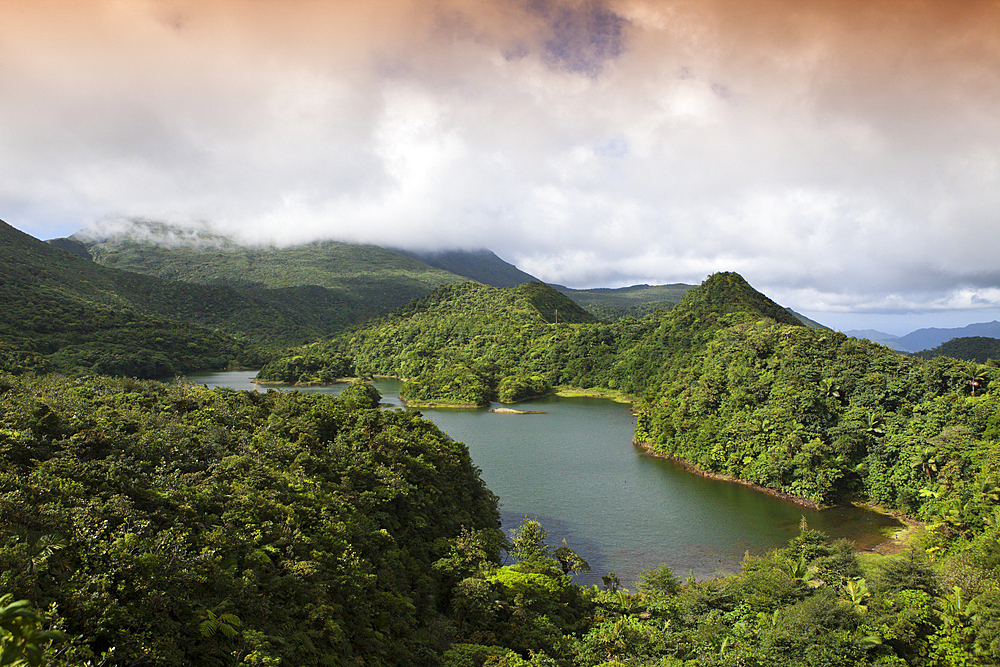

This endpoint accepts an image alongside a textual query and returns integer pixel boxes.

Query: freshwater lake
[185,369,902,587]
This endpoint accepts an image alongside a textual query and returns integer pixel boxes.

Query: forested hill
[257,273,800,406]
[10,265,1000,663]
[71,220,465,316]
[551,282,694,321]
[258,281,600,402]
[676,271,801,326]
[915,336,1000,363]
[0,220,241,376]
[0,374,502,666]
[0,220,393,376]
[406,248,541,288]
[262,270,1000,512]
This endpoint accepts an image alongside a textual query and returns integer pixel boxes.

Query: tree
[0,594,64,667]
[553,539,591,577]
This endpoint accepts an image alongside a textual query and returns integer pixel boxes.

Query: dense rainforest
[7,373,1000,666]
[0,219,392,377]
[0,374,504,666]
[6,231,1000,666]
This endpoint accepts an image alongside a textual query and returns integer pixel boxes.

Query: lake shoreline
[633,438,823,509]
[633,438,918,554]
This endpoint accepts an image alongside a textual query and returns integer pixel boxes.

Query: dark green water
[185,371,902,587]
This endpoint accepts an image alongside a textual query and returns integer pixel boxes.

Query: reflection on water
[181,371,902,587]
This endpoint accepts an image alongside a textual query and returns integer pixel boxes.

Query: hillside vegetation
[915,336,1000,363]
[407,248,540,288]
[8,272,1000,664]
[7,263,1000,663]
[0,221,244,377]
[77,220,464,317]
[552,283,693,321]
[259,281,600,405]
[0,374,501,665]
[3,219,454,376]
[263,272,1000,515]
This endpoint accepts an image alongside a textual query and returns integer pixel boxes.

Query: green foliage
[0,594,64,666]
[12,236,1000,666]
[0,373,501,665]
[337,381,382,410]
[636,565,681,596]
[551,283,693,322]
[255,342,354,385]
[258,271,1000,516]
[497,375,551,404]
[83,220,464,317]
[915,337,1000,364]
[260,281,601,403]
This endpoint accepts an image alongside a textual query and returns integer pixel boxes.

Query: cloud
[1,0,999,327]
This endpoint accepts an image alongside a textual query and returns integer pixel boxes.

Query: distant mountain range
[845,322,1000,353]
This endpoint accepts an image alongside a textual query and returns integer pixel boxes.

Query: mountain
[259,272,801,405]
[45,236,92,259]
[0,220,241,376]
[258,281,598,401]
[674,271,803,327]
[846,322,1000,353]
[896,321,1000,353]
[69,219,466,316]
[551,283,693,320]
[1,219,416,376]
[785,308,828,330]
[843,329,908,352]
[913,336,1000,363]
[406,248,540,287]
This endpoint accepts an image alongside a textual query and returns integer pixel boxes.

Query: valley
[3,220,1000,665]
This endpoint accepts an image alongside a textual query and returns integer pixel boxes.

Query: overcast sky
[2,0,999,334]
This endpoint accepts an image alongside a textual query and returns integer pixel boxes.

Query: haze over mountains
[53,218,1000,356]
[845,322,1000,354]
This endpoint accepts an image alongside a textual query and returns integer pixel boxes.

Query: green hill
[914,335,1000,363]
[551,282,694,320]
[0,373,501,666]
[260,270,1000,513]
[258,274,799,407]
[258,281,600,404]
[0,221,244,376]
[550,278,827,327]
[407,248,540,287]
[0,221,373,376]
[8,266,1000,664]
[74,220,465,316]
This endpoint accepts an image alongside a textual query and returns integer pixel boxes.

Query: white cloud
[2,0,999,330]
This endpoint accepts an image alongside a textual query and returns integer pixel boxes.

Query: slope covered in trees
[6,373,1000,665]
[8,266,1000,664]
[0,373,501,665]
[0,220,401,377]
[259,281,605,404]
[74,220,465,317]
[262,272,1000,515]
[915,336,1000,363]
[551,282,694,321]
[406,248,541,288]
[0,221,243,377]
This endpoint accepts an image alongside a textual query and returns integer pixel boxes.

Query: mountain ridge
[846,321,1000,353]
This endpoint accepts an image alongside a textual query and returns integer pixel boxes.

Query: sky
[2,0,999,335]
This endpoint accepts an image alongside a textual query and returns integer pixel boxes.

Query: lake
[184,370,902,587]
